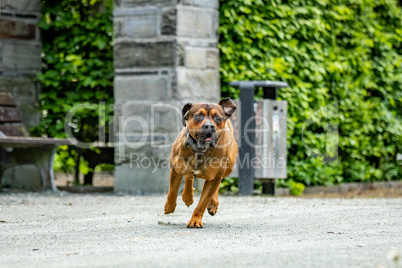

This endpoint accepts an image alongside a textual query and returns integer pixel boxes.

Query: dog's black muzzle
[198,123,217,148]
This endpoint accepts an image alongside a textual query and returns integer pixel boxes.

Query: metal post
[261,87,278,195]
[238,83,255,195]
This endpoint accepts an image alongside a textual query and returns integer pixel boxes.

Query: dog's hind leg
[164,168,183,214]
[182,175,194,207]
[207,186,219,216]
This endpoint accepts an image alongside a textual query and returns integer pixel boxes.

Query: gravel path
[0,192,401,268]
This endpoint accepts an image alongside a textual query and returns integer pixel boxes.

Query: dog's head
[182,98,236,149]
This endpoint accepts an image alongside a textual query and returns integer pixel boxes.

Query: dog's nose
[202,123,216,132]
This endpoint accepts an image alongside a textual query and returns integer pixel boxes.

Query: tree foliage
[220,0,402,185]
[34,0,113,173]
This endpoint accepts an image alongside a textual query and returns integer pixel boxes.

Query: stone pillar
[0,0,41,130]
[113,0,220,194]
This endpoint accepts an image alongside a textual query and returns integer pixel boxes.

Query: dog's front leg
[207,186,219,216]
[187,177,221,228]
[182,175,194,207]
[164,168,183,214]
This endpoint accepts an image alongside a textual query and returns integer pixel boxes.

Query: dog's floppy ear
[219,97,236,118]
[182,103,193,127]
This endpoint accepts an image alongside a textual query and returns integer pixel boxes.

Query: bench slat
[0,93,16,106]
[0,107,22,122]
[0,136,72,146]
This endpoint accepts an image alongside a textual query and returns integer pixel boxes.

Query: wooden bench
[0,92,71,191]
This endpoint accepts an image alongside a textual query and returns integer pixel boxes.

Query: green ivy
[220,0,402,186]
[34,0,113,174]
[289,180,305,196]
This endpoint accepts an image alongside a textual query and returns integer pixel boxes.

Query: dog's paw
[164,201,176,214]
[187,218,203,228]
[182,192,194,207]
[207,201,219,216]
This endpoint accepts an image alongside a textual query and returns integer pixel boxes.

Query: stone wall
[113,0,220,194]
[0,0,41,189]
[0,0,41,130]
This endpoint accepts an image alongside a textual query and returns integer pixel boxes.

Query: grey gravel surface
[0,192,401,268]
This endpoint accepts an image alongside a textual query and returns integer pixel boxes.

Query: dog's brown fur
[164,98,238,228]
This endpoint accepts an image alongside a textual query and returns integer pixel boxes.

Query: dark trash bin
[229,81,288,195]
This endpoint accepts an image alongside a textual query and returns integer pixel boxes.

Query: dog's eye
[214,116,222,122]
[194,115,203,121]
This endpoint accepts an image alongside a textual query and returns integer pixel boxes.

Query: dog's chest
[184,153,225,179]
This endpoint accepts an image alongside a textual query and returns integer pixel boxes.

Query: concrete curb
[276,180,402,196]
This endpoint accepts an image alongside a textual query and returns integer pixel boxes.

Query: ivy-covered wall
[35,0,401,186]
[34,0,113,174]
[36,0,113,140]
[219,0,402,185]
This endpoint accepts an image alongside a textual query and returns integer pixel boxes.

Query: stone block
[212,10,219,39]
[119,102,182,133]
[114,133,177,163]
[1,42,41,72]
[17,102,40,129]
[193,0,219,9]
[114,19,124,38]
[1,0,40,13]
[1,164,42,190]
[0,76,38,103]
[176,68,220,101]
[115,162,170,194]
[177,8,217,39]
[185,47,206,69]
[125,16,158,38]
[114,9,159,38]
[114,144,172,193]
[175,42,185,66]
[114,75,169,101]
[206,48,219,69]
[116,0,176,7]
[0,76,39,128]
[114,41,175,68]
[182,39,217,48]
[179,0,193,5]
[161,8,177,35]
[0,18,36,40]
[114,7,158,17]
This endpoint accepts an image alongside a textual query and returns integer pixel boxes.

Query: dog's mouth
[197,132,217,149]
[205,133,212,141]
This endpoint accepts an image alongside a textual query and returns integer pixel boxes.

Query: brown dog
[164,98,238,228]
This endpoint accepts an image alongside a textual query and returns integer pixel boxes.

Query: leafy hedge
[34,0,113,174]
[219,0,402,186]
[36,0,401,185]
